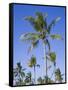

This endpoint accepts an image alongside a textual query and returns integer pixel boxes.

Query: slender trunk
[29,74,32,84]
[30,76,31,84]
[34,65,36,84]
[54,62,56,83]
[43,42,48,83]
[18,73,21,85]
[46,49,48,83]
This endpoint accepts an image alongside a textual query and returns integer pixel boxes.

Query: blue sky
[13,4,66,83]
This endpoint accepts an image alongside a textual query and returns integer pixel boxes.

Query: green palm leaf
[50,34,62,40]
[25,16,42,32]
[28,56,36,67]
[29,40,39,52]
[55,68,63,82]
[25,16,35,25]
[20,33,40,41]
[36,12,47,29]
[25,12,48,32]
[47,17,61,34]
[49,52,56,63]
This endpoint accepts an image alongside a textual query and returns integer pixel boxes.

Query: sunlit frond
[24,12,48,32]
[50,34,62,40]
[36,12,48,30]
[28,56,36,67]
[28,40,39,53]
[25,16,35,25]
[47,17,61,34]
[20,33,40,41]
[49,52,56,63]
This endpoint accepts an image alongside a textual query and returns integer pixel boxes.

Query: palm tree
[37,77,44,84]
[25,72,32,85]
[44,76,54,84]
[55,68,63,83]
[46,52,56,82]
[20,12,62,83]
[13,62,26,86]
[28,55,40,84]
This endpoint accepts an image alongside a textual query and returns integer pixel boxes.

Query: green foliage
[47,17,61,34]
[36,12,47,29]
[25,16,35,25]
[25,72,32,84]
[32,40,39,48]
[25,12,48,32]
[55,68,63,82]
[37,77,44,84]
[44,76,54,84]
[13,62,26,86]
[37,76,54,84]
[49,52,56,62]
[20,33,39,41]
[50,34,62,40]
[28,56,36,67]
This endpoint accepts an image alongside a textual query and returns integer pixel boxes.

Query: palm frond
[47,17,61,34]
[43,39,50,51]
[36,12,47,30]
[28,56,36,67]
[20,33,40,41]
[49,52,56,63]
[25,16,42,32]
[55,68,63,82]
[21,71,25,78]
[36,64,40,68]
[50,34,62,40]
[13,69,18,77]
[28,40,39,53]
[24,12,48,32]
[25,16,35,25]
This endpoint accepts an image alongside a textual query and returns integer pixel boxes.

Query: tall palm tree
[13,62,26,86]
[28,55,40,84]
[55,68,63,83]
[20,12,62,83]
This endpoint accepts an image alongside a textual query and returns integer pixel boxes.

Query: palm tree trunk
[18,73,21,85]
[46,50,48,83]
[43,42,48,83]
[34,65,36,84]
[54,62,56,83]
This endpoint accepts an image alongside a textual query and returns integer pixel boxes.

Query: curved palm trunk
[34,65,36,84]
[43,42,48,83]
